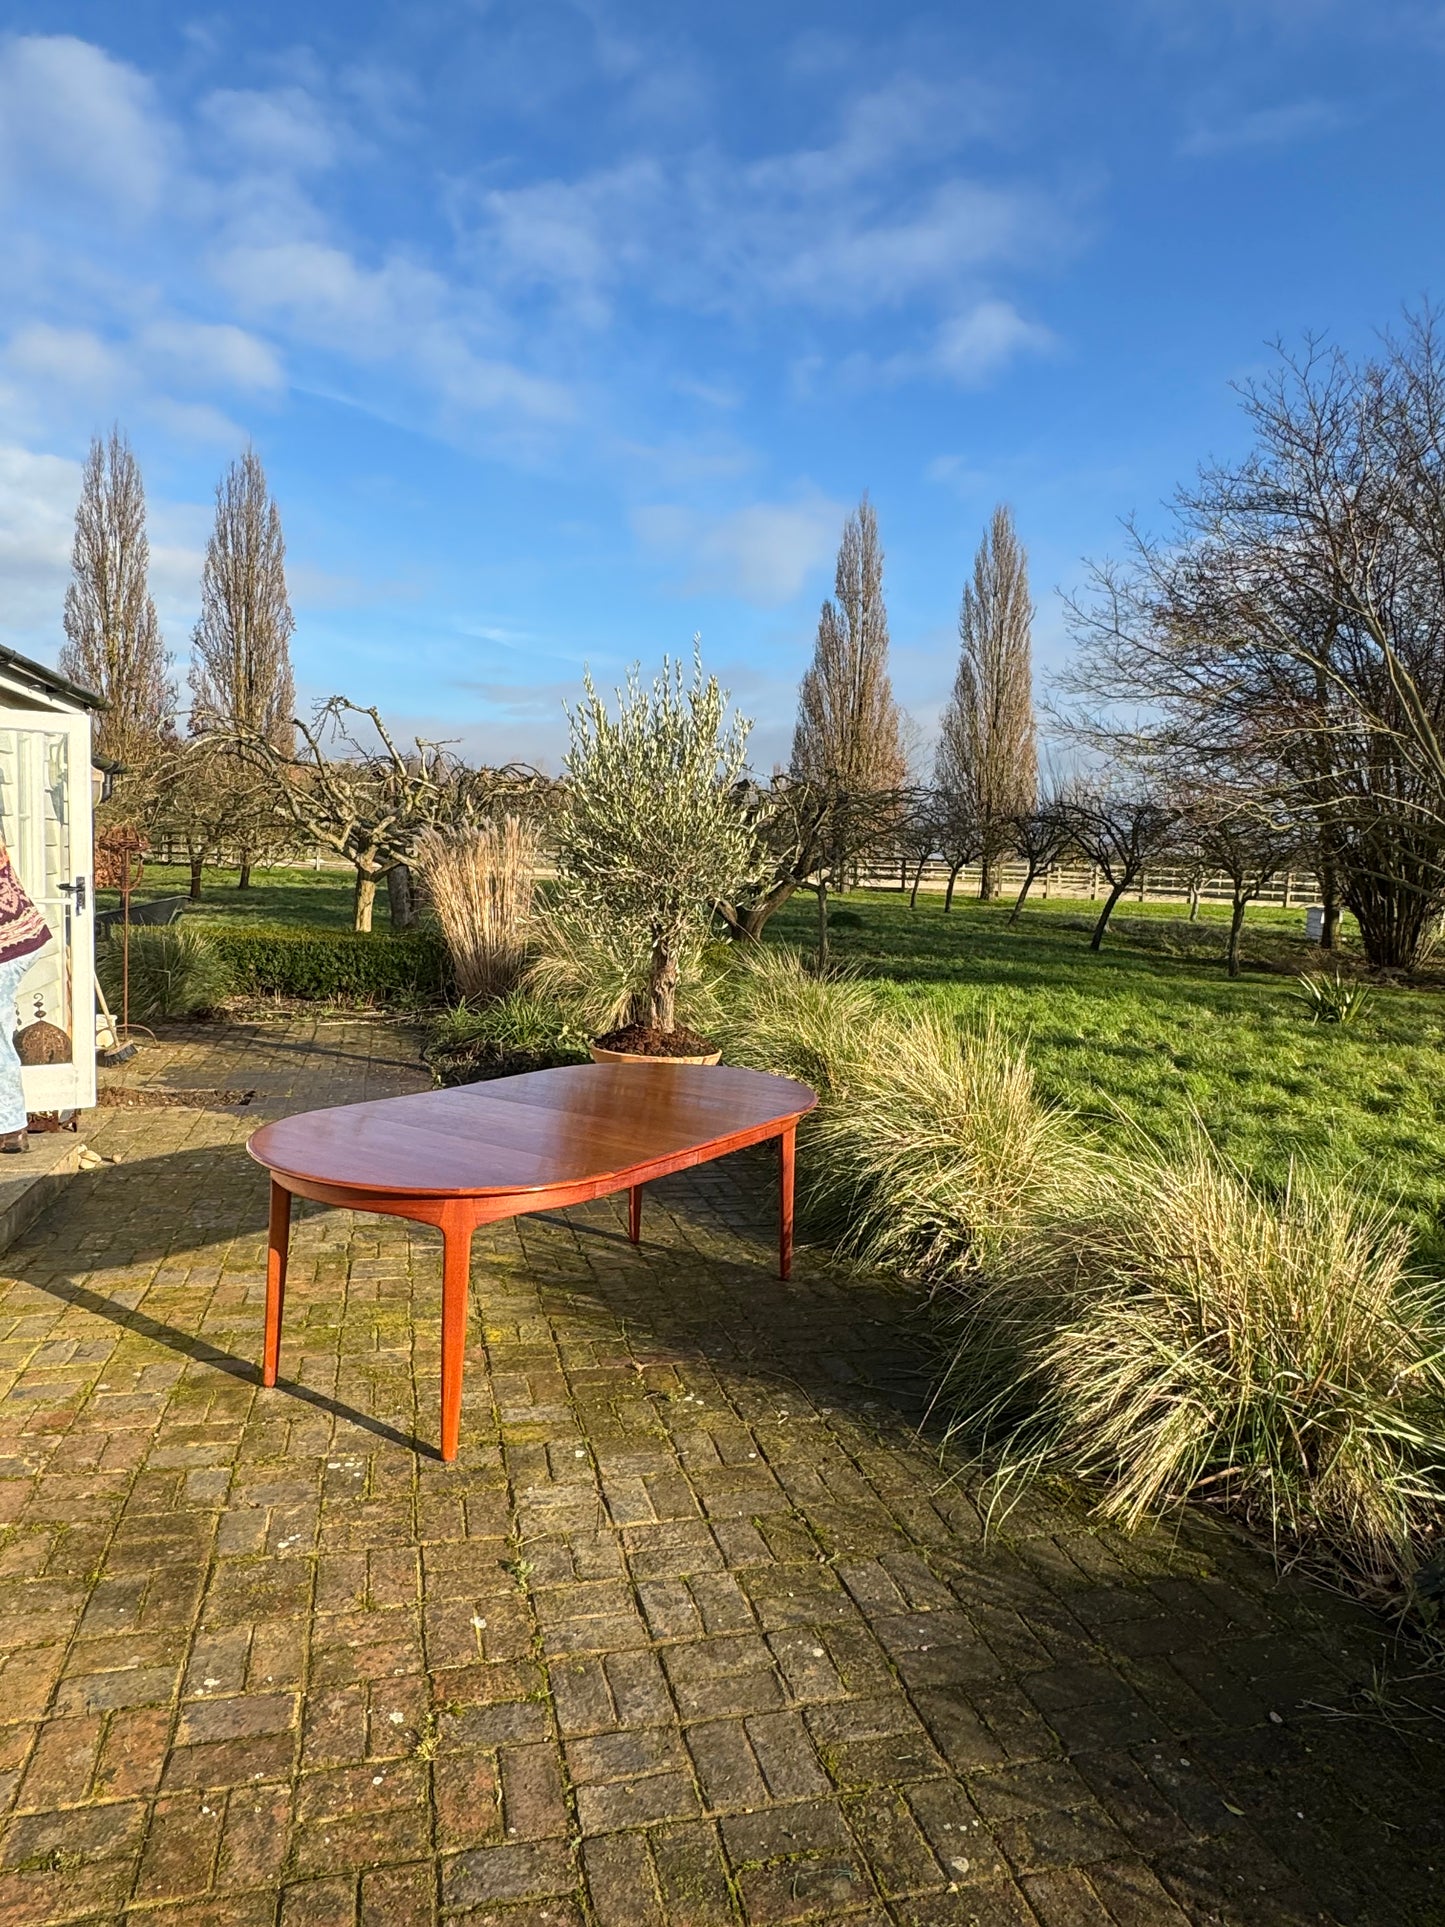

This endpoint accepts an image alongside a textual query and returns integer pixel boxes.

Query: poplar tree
[791,494,905,794]
[190,449,296,886]
[938,504,1037,898]
[59,428,175,772]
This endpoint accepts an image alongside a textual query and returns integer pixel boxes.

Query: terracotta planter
[589,1042,721,1067]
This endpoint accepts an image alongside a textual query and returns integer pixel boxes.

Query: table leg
[263,1179,291,1387]
[440,1220,474,1463]
[779,1125,795,1282]
[628,1185,642,1245]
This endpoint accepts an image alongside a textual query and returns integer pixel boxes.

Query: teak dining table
[247,1061,817,1460]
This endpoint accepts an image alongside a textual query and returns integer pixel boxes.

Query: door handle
[59,877,87,912]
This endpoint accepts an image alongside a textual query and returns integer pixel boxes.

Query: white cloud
[924,452,994,492]
[632,490,844,605]
[1180,97,1342,156]
[135,321,284,394]
[214,240,572,422]
[0,442,80,651]
[466,74,1072,340]
[0,35,169,214]
[764,181,1053,312]
[479,161,662,325]
[929,300,1057,382]
[851,300,1055,390]
[201,85,340,172]
[7,325,123,395]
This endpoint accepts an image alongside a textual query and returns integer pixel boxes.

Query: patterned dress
[0,847,52,1136]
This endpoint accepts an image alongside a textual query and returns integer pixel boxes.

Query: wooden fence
[860,857,1321,909]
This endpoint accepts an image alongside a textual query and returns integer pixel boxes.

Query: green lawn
[97,863,375,932]
[768,888,1445,1266]
[106,863,1445,1262]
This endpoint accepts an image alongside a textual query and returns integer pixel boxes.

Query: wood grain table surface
[248,1061,817,1459]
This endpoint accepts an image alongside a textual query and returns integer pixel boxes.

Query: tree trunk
[716,879,798,942]
[908,852,928,910]
[189,857,204,901]
[815,878,829,971]
[1227,892,1248,977]
[1089,880,1130,951]
[1320,855,1342,951]
[1188,880,1201,921]
[944,862,964,911]
[354,871,377,933]
[387,863,415,930]
[237,858,252,890]
[1008,864,1041,925]
[648,937,679,1032]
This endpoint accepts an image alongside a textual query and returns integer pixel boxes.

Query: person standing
[0,845,52,1152]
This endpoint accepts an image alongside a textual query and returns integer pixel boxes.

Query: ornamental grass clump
[813,1007,1089,1278]
[712,944,878,1101]
[98,925,234,1021]
[937,1133,1445,1589]
[413,816,539,1003]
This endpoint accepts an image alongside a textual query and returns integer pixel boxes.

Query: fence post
[1137,868,1147,902]
[1282,871,1293,910]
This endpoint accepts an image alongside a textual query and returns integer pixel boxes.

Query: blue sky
[1,2,1442,771]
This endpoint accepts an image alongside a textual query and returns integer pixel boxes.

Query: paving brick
[279,1876,357,1927]
[216,1781,291,1889]
[359,1859,435,1927]
[12,1714,102,1809]
[440,1838,576,1907]
[685,1718,768,1811]
[134,1789,226,1902]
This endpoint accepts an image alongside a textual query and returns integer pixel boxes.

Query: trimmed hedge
[206,927,453,1004]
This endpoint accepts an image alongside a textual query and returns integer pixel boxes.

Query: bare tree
[1187,799,1302,977]
[713,773,904,966]
[896,787,942,908]
[933,784,981,911]
[59,428,175,775]
[1061,312,1445,971]
[1068,789,1177,951]
[190,449,297,887]
[791,494,906,795]
[939,505,1037,898]
[1007,783,1079,923]
[153,737,253,900]
[232,699,541,931]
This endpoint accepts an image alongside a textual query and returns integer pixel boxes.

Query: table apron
[261,1113,802,1230]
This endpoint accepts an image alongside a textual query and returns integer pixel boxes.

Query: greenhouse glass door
[0,708,95,1113]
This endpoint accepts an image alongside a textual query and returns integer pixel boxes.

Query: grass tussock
[424,989,584,1084]
[813,1008,1087,1277]
[712,944,879,1100]
[937,1135,1445,1590]
[98,925,234,1021]
[413,817,539,1003]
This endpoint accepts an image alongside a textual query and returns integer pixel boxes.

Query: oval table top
[248,1060,817,1200]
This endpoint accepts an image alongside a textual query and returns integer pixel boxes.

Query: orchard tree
[1068,787,1176,951]
[231,699,538,931]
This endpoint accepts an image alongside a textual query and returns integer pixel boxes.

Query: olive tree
[555,651,755,1034]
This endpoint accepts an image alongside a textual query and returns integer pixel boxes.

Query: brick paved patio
[0,1016,1439,1926]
